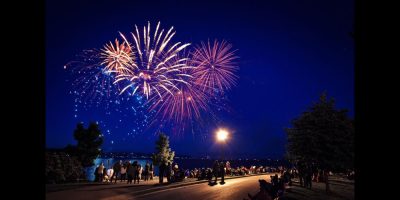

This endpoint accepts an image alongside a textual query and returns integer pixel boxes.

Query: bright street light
[216,128,229,142]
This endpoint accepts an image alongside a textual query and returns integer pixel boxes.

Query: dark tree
[151,132,175,183]
[67,122,103,167]
[151,132,175,166]
[285,92,354,193]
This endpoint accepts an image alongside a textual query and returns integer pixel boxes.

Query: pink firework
[191,40,239,94]
[148,53,209,123]
[150,82,209,123]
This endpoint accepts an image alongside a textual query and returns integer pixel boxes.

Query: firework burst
[100,39,134,74]
[104,21,192,100]
[66,22,241,137]
[191,40,239,94]
[148,53,209,123]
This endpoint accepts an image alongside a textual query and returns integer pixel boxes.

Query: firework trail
[191,40,239,95]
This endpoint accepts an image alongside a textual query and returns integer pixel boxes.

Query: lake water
[86,157,286,181]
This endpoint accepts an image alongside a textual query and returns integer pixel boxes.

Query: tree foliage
[286,93,354,171]
[151,132,175,166]
[66,122,103,167]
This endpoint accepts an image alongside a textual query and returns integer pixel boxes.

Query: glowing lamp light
[216,129,229,142]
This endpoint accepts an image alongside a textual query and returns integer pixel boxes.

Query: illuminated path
[46,174,273,200]
[128,174,272,200]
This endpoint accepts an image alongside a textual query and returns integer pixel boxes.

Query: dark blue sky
[46,0,354,159]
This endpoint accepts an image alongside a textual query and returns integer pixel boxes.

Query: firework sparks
[66,22,240,137]
[100,38,134,74]
[104,21,192,100]
[191,40,239,94]
[65,49,120,105]
[148,54,209,123]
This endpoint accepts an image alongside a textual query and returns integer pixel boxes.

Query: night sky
[46,0,354,159]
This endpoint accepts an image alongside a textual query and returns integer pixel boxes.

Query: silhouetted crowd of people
[93,159,298,188]
[94,160,154,184]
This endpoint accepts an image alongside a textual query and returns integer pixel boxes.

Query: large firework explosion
[67,21,239,136]
[148,52,210,124]
[191,40,239,95]
[105,22,192,100]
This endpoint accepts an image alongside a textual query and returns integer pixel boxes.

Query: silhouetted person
[120,164,127,182]
[207,168,213,182]
[159,162,166,184]
[144,161,150,181]
[133,161,140,184]
[138,163,143,183]
[166,162,172,183]
[226,161,231,176]
[245,180,273,200]
[213,160,220,183]
[110,160,122,183]
[127,162,134,184]
[220,161,225,184]
[149,163,154,180]
[199,168,206,180]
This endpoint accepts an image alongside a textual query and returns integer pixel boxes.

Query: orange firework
[110,21,192,100]
[100,38,134,74]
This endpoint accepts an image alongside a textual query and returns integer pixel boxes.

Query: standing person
[225,161,231,176]
[120,163,127,182]
[159,162,166,184]
[213,160,220,184]
[166,162,172,183]
[133,161,139,184]
[144,161,150,181]
[149,163,154,180]
[98,163,105,182]
[137,163,142,183]
[127,162,134,184]
[110,160,122,183]
[220,161,226,184]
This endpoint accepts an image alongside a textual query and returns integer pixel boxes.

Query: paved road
[47,174,272,200]
[47,178,161,200]
[111,174,271,200]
